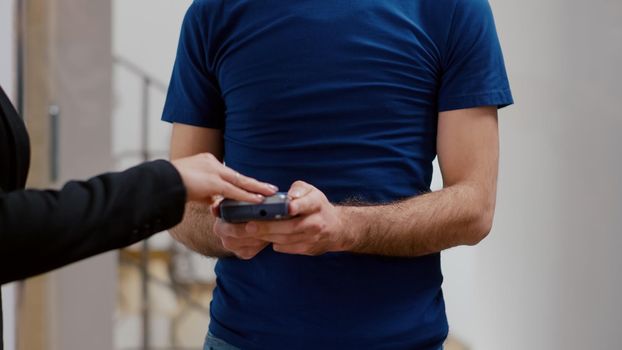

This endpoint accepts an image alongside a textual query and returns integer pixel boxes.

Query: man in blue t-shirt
[163,1,513,349]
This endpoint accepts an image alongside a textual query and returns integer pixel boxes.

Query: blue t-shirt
[163,1,512,349]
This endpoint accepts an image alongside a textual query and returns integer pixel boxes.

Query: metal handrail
[114,56,168,93]
[114,55,215,350]
[114,56,165,350]
[120,253,211,316]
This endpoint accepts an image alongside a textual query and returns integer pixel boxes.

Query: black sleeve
[0,159,186,284]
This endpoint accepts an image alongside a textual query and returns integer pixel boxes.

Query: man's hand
[213,219,270,260]
[245,181,352,256]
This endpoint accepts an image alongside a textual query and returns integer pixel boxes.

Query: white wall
[0,0,15,98]
[442,0,622,349]
[111,3,204,348]
[1,1,17,349]
[112,0,192,168]
[0,286,16,350]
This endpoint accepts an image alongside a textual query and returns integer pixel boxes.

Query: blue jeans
[204,333,444,350]
[204,333,241,350]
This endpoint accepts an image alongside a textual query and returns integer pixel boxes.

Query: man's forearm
[170,203,232,258]
[341,183,495,257]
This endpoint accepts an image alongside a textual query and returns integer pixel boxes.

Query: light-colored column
[1,1,18,349]
[17,0,54,349]
[46,0,115,350]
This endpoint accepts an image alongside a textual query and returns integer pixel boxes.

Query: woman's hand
[171,153,277,203]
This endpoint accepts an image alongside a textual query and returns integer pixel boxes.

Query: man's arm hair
[341,106,499,257]
[170,202,230,257]
[169,123,232,258]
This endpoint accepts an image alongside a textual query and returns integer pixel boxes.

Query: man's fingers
[273,243,320,256]
[254,214,324,243]
[289,190,324,216]
[221,236,265,249]
[245,218,303,236]
[214,220,252,239]
[217,231,268,260]
[220,167,278,196]
[259,233,307,245]
[288,181,315,199]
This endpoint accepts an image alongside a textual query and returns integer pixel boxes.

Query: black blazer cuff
[142,159,187,235]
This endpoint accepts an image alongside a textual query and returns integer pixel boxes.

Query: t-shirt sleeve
[162,2,225,128]
[438,0,513,112]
